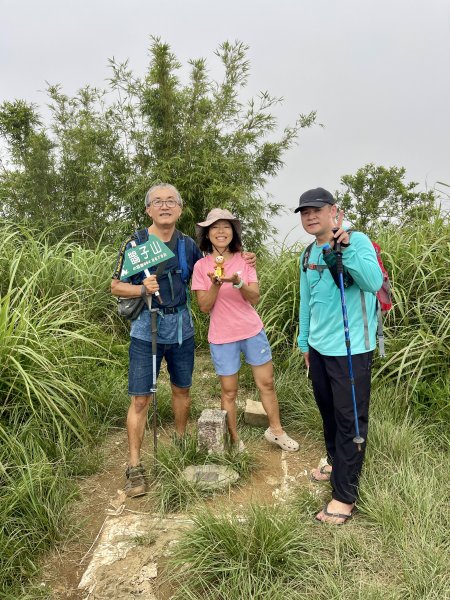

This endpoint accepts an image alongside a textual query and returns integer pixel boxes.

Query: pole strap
[359,290,370,351]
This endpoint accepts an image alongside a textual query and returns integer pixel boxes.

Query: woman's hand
[207,271,222,286]
[230,272,241,286]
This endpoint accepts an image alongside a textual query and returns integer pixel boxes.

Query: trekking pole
[150,307,159,465]
[142,266,162,467]
[330,230,365,452]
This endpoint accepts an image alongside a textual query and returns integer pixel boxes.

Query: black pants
[309,346,373,504]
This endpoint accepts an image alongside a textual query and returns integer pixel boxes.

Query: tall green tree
[0,100,57,227]
[335,163,437,235]
[0,39,315,247]
[0,90,130,244]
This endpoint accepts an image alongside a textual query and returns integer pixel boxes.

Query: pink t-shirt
[191,254,264,344]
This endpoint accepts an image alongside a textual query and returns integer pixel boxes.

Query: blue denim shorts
[128,335,195,395]
[209,329,272,376]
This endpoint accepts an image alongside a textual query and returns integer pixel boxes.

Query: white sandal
[264,428,299,452]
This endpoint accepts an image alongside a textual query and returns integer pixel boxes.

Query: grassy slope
[0,216,449,599]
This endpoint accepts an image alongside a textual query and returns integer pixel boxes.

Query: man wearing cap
[111,184,255,497]
[296,187,382,524]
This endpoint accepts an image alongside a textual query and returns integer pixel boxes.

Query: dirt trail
[41,355,326,599]
[40,424,326,600]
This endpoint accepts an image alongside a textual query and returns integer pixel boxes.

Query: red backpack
[371,241,392,313]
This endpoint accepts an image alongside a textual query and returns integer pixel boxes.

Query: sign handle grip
[144,268,161,302]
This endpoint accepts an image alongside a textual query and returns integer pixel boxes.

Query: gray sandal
[315,504,355,525]
[310,464,332,482]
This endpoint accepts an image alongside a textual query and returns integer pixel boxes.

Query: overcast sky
[1,0,449,243]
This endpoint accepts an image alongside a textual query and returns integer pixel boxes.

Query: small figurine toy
[214,255,225,279]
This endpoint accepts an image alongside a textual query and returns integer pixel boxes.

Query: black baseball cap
[294,187,336,212]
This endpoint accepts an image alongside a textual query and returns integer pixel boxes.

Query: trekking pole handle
[332,227,340,251]
[143,268,161,301]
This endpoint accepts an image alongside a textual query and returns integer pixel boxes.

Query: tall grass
[374,218,450,395]
[1,213,448,597]
[0,221,128,595]
[168,504,325,599]
[169,384,450,600]
[257,243,302,356]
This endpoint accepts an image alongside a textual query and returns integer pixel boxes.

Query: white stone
[182,464,239,490]
[244,399,269,428]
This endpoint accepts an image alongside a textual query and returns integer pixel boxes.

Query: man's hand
[329,210,350,247]
[242,251,256,268]
[142,275,160,296]
[303,351,310,369]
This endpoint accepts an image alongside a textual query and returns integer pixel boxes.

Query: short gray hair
[144,183,183,208]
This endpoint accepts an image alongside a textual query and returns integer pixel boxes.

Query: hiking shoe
[124,464,147,498]
[264,428,299,452]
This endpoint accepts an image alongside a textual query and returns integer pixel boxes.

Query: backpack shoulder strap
[176,231,190,283]
[302,242,314,272]
[134,228,149,244]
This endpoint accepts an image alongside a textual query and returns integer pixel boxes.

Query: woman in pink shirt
[191,208,299,453]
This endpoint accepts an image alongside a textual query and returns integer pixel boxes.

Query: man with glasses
[111,183,255,497]
[111,183,202,497]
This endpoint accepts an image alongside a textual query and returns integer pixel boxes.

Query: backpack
[134,227,191,300]
[117,229,191,320]
[371,241,392,313]
[302,232,392,357]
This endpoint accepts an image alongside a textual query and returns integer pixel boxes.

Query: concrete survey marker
[182,464,239,490]
[197,408,228,454]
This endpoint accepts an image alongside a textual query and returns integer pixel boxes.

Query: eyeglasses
[150,199,180,208]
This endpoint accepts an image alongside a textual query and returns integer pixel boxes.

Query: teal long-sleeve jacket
[297,232,383,356]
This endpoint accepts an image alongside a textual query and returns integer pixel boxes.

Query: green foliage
[168,504,324,599]
[257,244,302,356]
[0,39,315,247]
[336,163,437,235]
[274,353,322,434]
[374,215,450,401]
[0,428,77,591]
[0,221,128,595]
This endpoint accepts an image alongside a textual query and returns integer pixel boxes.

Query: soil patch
[40,352,326,599]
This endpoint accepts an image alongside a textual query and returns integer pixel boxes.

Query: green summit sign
[120,234,175,281]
